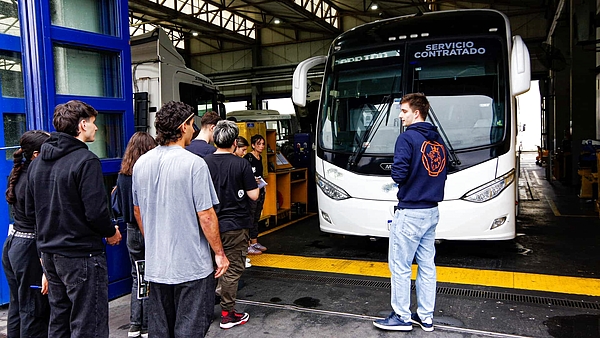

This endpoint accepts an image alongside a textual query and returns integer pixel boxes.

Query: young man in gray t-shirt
[133,101,229,337]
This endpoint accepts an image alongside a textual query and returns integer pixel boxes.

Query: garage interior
[2,0,600,336]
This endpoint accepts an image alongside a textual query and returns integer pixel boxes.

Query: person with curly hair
[112,132,157,338]
[2,130,50,338]
[132,101,229,337]
[26,100,122,338]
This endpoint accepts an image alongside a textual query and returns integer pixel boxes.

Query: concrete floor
[0,151,599,337]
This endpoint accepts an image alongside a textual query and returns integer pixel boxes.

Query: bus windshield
[409,38,507,150]
[318,37,507,155]
[319,49,403,154]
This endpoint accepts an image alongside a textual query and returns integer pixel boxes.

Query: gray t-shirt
[132,145,219,284]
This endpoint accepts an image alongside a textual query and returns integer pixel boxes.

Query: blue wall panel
[15,0,134,303]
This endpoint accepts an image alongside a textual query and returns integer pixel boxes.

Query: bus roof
[333,10,509,51]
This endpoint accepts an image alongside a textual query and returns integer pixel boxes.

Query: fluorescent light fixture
[192,32,199,36]
[274,18,281,24]
[370,3,378,10]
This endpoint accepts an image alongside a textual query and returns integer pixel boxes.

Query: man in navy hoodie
[373,93,447,333]
[26,100,122,338]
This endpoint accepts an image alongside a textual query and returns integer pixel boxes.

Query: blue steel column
[15,0,134,300]
[17,0,49,131]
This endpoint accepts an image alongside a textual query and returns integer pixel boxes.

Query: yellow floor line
[546,197,561,216]
[249,253,600,297]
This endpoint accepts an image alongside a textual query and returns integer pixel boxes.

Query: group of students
[1,99,269,338]
[1,93,448,338]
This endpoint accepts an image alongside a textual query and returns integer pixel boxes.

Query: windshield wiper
[348,77,398,168]
[428,106,461,166]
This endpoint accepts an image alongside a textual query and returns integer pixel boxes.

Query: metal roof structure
[128,0,554,51]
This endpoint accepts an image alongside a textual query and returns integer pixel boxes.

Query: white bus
[292,10,531,240]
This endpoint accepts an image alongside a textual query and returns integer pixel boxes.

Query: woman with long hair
[234,136,249,158]
[2,130,51,337]
[113,132,157,338]
[244,134,268,255]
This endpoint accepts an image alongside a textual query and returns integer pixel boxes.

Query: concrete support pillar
[570,0,597,185]
[251,30,262,109]
[553,20,571,155]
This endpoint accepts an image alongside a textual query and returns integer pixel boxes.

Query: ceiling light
[370,3,378,10]
[192,32,199,36]
[274,18,281,24]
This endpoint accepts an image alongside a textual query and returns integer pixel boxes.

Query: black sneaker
[373,312,413,331]
[128,324,141,337]
[410,313,434,332]
[220,310,249,329]
[140,328,148,338]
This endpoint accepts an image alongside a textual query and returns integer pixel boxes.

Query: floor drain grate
[252,270,600,310]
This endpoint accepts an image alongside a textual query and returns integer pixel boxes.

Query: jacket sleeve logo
[421,141,446,177]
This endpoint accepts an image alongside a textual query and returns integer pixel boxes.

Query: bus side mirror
[292,56,327,107]
[510,35,531,96]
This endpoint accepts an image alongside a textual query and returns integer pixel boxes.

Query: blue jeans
[2,235,50,338]
[389,207,438,322]
[127,224,147,329]
[41,252,109,338]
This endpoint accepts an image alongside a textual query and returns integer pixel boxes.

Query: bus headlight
[461,169,515,203]
[316,172,350,200]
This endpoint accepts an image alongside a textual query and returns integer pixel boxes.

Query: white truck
[131,28,225,135]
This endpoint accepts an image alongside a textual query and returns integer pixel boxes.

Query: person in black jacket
[26,100,122,338]
[2,130,50,338]
[113,131,156,338]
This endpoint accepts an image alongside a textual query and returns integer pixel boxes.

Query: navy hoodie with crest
[26,132,115,257]
[392,122,448,209]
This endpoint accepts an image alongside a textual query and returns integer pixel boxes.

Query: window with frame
[53,44,122,98]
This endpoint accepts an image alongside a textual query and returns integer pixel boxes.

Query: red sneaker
[220,310,249,329]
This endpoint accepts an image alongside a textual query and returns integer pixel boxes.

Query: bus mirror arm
[510,35,531,96]
[293,56,327,107]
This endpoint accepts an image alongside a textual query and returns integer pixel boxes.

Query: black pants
[2,235,50,338]
[148,275,215,338]
[41,252,109,338]
[127,224,148,329]
[249,188,266,239]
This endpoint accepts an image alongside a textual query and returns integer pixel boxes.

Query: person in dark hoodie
[2,130,50,338]
[373,93,447,333]
[26,100,122,338]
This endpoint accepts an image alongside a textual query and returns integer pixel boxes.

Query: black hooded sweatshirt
[26,132,115,257]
